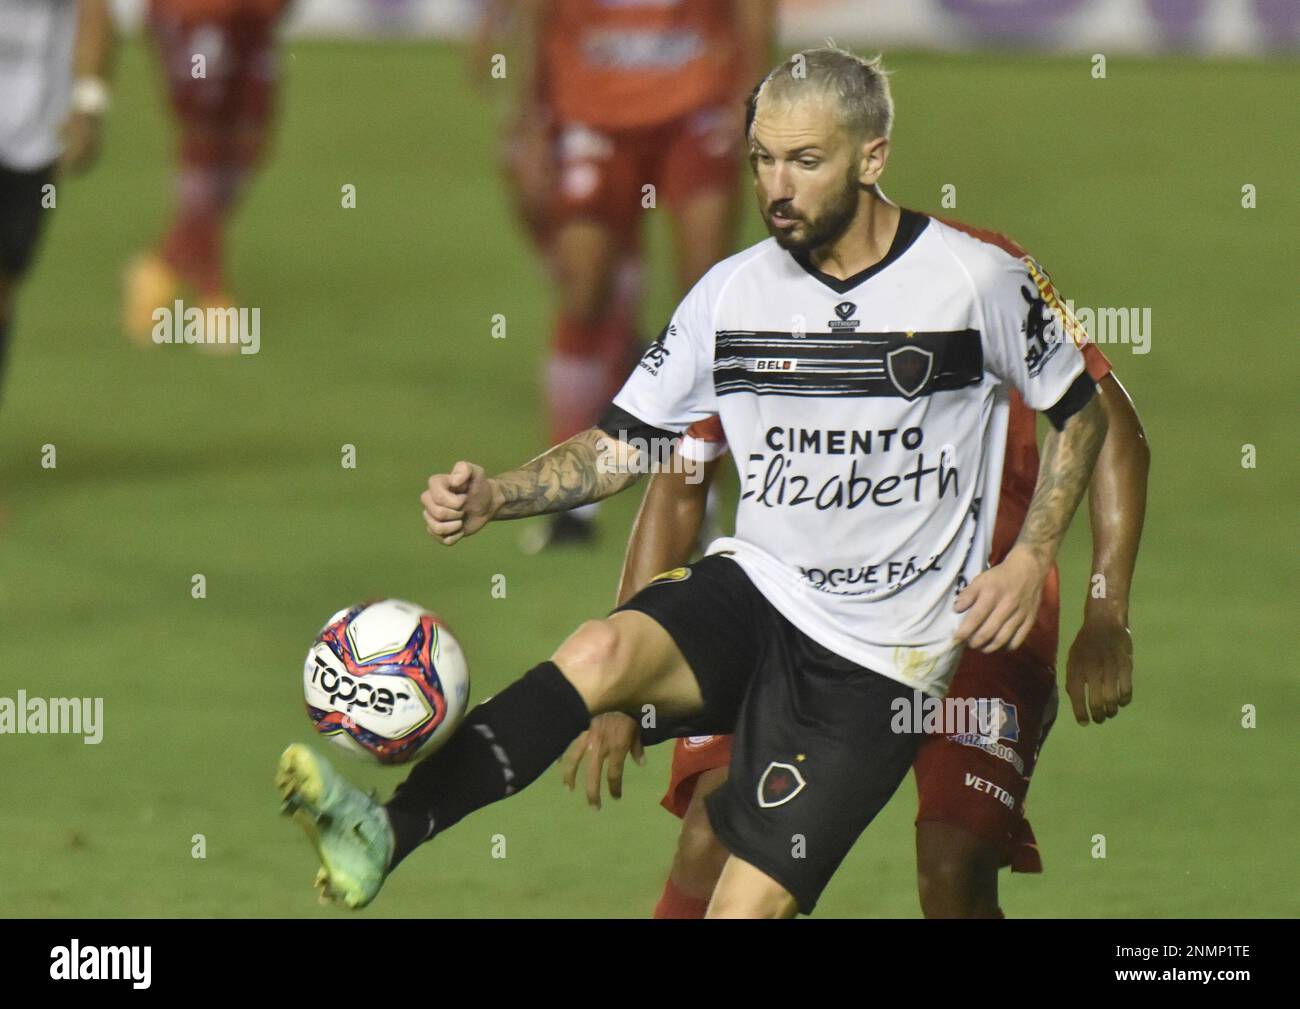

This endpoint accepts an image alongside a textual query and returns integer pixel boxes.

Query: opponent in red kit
[123,0,290,342]
[472,0,774,548]
[561,222,1150,918]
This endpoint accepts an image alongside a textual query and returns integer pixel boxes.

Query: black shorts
[615,554,919,914]
[0,161,55,279]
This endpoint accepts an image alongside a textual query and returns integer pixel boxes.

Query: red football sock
[550,306,644,443]
[546,348,608,445]
[160,165,226,297]
[653,878,710,920]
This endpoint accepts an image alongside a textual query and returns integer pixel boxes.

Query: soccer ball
[303,599,470,764]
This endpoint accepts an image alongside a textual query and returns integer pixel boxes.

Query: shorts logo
[975,699,1020,743]
[757,761,806,808]
[684,735,716,749]
[885,345,935,400]
[648,567,691,585]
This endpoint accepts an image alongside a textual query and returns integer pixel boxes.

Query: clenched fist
[421,461,499,545]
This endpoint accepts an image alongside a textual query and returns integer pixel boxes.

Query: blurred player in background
[563,263,1149,918]
[474,0,774,548]
[123,0,290,345]
[0,0,114,411]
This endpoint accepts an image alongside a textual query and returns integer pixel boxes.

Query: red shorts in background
[661,733,733,819]
[553,106,741,230]
[913,650,1058,873]
[149,2,282,153]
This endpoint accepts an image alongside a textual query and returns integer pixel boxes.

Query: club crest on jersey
[885,345,935,400]
[648,567,691,585]
[975,698,1021,743]
[829,300,859,331]
[757,761,806,808]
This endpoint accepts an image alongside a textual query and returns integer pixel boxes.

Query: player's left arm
[61,0,116,176]
[956,390,1109,653]
[1067,371,1150,724]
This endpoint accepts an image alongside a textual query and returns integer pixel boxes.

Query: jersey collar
[790,208,930,295]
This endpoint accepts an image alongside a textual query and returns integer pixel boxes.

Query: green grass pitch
[0,40,1294,917]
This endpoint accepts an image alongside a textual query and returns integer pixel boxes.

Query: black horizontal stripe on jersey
[713,328,982,399]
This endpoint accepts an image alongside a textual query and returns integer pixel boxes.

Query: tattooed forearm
[492,427,643,520]
[1014,394,1109,567]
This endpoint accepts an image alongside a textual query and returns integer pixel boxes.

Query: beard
[763,170,862,255]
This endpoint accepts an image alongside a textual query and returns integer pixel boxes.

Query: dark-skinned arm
[616,457,723,604]
[1066,372,1150,724]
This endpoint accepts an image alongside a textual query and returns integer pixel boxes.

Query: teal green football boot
[276,743,395,909]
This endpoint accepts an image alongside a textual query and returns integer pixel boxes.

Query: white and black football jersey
[607,209,1095,696]
[0,0,78,171]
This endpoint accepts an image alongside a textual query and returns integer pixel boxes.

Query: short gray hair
[748,45,894,143]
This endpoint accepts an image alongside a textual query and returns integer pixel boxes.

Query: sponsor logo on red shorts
[964,772,1015,809]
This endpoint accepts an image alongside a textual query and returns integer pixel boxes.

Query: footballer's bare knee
[706,855,798,919]
[552,611,702,716]
[552,619,627,711]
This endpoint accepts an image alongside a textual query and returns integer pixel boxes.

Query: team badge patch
[828,300,859,331]
[757,761,806,808]
[975,698,1021,743]
[648,567,691,585]
[885,345,935,400]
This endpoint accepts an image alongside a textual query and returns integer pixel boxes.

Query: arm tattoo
[1015,396,1109,565]
[493,427,642,520]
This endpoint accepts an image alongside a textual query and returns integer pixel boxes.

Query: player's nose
[770,164,796,199]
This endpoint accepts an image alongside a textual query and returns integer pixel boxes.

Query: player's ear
[858,135,890,186]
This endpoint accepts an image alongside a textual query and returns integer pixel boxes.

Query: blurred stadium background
[1,0,1295,917]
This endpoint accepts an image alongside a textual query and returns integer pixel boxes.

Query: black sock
[384,660,590,867]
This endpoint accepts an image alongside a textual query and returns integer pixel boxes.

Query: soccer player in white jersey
[277,46,1111,917]
[0,0,113,408]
